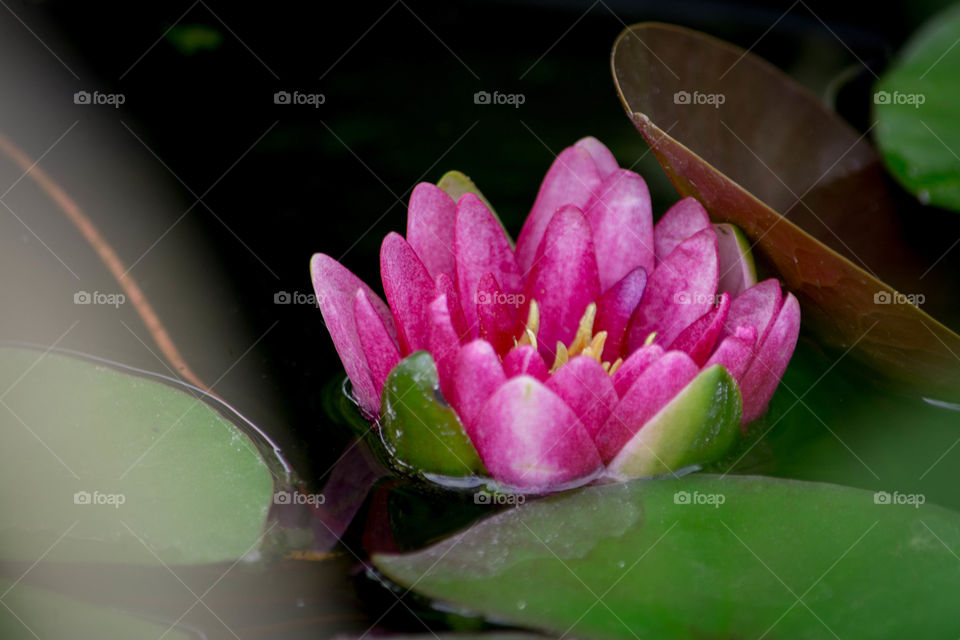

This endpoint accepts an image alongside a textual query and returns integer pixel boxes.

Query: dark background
[0,0,952,485]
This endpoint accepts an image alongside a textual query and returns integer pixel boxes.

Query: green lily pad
[606,364,742,479]
[376,475,960,638]
[380,351,485,478]
[874,3,960,211]
[0,347,274,565]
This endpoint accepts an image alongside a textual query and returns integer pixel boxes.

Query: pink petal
[380,232,436,354]
[595,351,699,462]
[574,136,619,179]
[740,293,801,423]
[515,146,603,273]
[584,169,654,290]
[626,227,719,350]
[669,292,731,366]
[503,345,550,382]
[311,253,394,415]
[595,267,647,361]
[435,272,469,340]
[654,197,711,263]
[455,193,523,333]
[611,344,665,397]
[353,289,401,406]
[472,376,602,490]
[724,279,783,344]
[427,294,462,401]
[705,325,758,382]
[546,356,618,440]
[523,206,601,362]
[406,182,457,279]
[450,340,506,435]
[477,272,521,356]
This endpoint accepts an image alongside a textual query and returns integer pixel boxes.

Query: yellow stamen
[517,301,540,349]
[568,303,597,356]
[581,331,607,363]
[608,358,623,375]
[643,331,658,347]
[550,342,569,373]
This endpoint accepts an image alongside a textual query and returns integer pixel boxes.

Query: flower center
[515,301,624,376]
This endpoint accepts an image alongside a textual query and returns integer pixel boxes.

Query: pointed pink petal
[669,292,731,366]
[311,253,394,415]
[546,356,618,440]
[596,267,647,361]
[435,272,468,339]
[380,232,436,354]
[705,325,758,382]
[715,224,756,297]
[353,289,401,407]
[515,146,603,273]
[455,193,523,333]
[574,136,619,179]
[740,293,801,423]
[595,351,699,462]
[725,279,783,344]
[406,182,457,279]
[523,206,601,362]
[584,169,654,290]
[477,272,521,356]
[654,197,711,263]
[450,339,506,436]
[626,227,719,350]
[611,344,664,397]
[427,295,462,401]
[503,345,550,381]
[473,376,602,490]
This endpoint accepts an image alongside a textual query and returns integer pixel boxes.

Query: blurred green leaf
[875,3,960,211]
[0,347,273,565]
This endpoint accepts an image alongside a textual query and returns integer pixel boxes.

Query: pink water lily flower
[312,137,800,492]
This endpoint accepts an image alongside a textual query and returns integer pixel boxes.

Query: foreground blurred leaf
[0,578,189,640]
[611,22,960,400]
[874,3,960,212]
[376,475,960,639]
[0,347,273,564]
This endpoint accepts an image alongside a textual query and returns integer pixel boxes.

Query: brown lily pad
[611,22,960,400]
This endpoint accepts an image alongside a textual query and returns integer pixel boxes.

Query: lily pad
[376,475,960,639]
[874,3,960,212]
[611,22,960,400]
[0,347,274,565]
